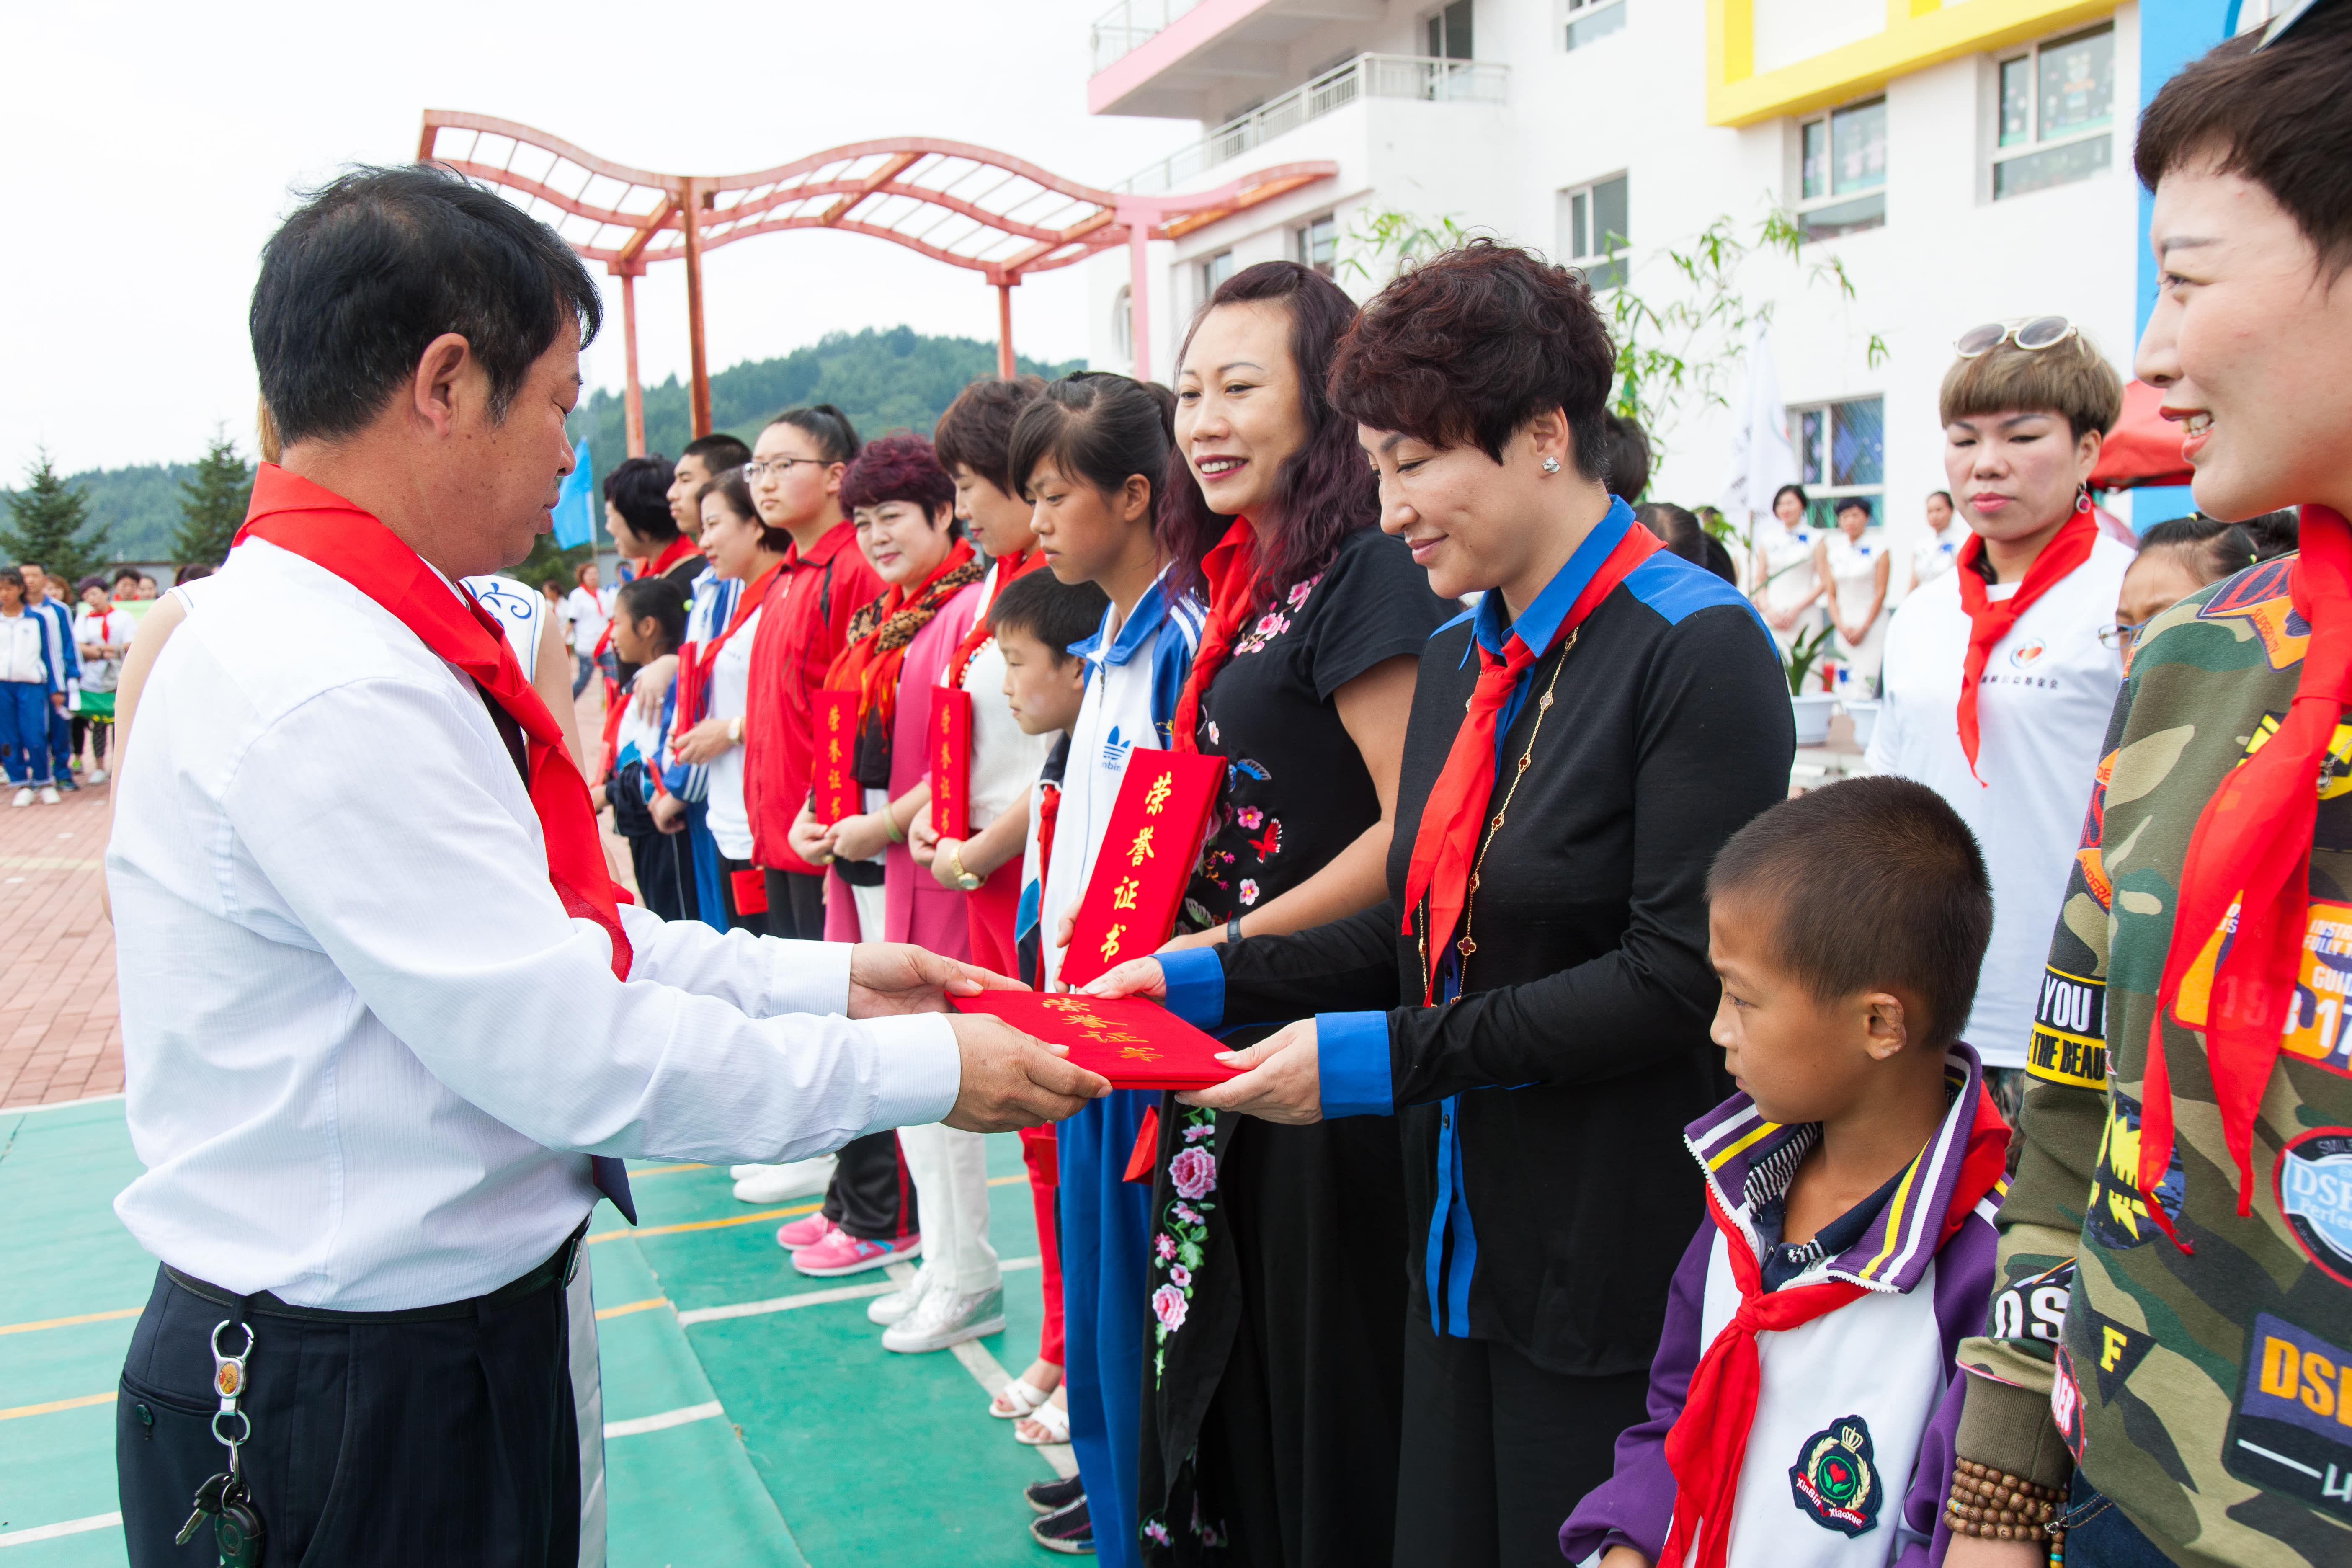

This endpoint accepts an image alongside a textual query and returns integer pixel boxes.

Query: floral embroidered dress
[1139,525,1453,1565]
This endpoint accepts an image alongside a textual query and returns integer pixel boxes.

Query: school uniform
[0,607,62,785]
[1161,502,1794,1564]
[27,596,79,779]
[660,567,742,934]
[1044,573,1203,1568]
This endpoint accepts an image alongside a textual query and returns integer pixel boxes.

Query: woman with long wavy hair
[1124,260,1453,1566]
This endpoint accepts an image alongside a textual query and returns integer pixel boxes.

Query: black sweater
[1209,553,1794,1374]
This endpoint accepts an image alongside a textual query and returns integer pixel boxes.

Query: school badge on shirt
[1788,1416,1882,1537]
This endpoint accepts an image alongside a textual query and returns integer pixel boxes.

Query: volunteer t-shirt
[565,585,611,656]
[1863,532,2132,1066]
[73,606,134,693]
[704,606,763,859]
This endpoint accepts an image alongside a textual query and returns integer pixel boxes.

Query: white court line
[603,1400,724,1439]
[0,1512,121,1548]
[673,1256,1039,1326]
[884,1261,1081,1482]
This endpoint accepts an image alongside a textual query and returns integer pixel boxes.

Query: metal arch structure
[418,112,1336,453]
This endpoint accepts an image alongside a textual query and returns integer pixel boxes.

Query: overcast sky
[0,0,1194,479]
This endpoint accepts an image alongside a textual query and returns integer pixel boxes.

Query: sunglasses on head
[1953,316,2079,358]
[2257,0,2338,50]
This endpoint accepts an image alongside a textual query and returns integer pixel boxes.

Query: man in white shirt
[108,164,1101,1568]
[563,561,610,696]
[1865,324,2130,1102]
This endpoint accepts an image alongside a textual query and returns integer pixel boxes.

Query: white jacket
[0,610,57,687]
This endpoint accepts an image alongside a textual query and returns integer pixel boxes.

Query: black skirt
[1136,1064,1407,1567]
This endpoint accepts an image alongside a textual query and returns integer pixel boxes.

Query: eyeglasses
[742,458,826,482]
[1955,317,2079,358]
[2257,0,2336,51]
[2095,619,2152,653]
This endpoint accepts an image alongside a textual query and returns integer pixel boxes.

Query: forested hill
[33,326,1087,562]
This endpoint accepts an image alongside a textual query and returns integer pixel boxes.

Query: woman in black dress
[1124,260,1453,1565]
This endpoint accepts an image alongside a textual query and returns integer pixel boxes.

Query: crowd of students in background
[0,561,184,804]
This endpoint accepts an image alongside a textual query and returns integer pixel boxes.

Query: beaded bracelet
[1943,1458,2063,1541]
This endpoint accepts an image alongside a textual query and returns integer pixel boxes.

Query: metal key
[175,1472,232,1547]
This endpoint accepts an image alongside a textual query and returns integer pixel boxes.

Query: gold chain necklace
[1417,628,1577,1000]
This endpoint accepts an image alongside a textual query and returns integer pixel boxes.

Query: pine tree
[0,449,109,587]
[173,431,253,567]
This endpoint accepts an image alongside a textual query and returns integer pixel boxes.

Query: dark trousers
[1393,1323,1649,1568]
[116,1264,578,1568]
[763,868,827,941]
[72,713,109,766]
[821,1132,912,1242]
[626,830,697,924]
[49,705,72,778]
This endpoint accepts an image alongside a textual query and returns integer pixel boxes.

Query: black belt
[165,1220,587,1325]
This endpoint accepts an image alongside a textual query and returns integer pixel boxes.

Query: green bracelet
[883,810,906,845]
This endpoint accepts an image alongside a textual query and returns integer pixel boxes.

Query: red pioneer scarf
[2141,505,2352,1238]
[823,539,985,783]
[1400,518,1660,1002]
[1951,501,2097,784]
[1663,1088,2009,1568]
[945,548,1047,689]
[233,466,632,977]
[1171,517,1259,755]
[673,559,783,732]
[643,533,702,580]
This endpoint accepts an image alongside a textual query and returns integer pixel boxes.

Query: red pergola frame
[419,112,1336,452]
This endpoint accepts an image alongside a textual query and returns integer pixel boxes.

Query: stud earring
[1541,457,1560,474]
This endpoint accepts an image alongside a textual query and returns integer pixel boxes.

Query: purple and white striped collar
[1683,1042,1993,1295]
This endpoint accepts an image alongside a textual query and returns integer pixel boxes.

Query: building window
[1112,284,1133,365]
[1200,250,1235,301]
[1557,174,1629,291]
[1426,0,1473,59]
[1793,396,1885,526]
[1295,215,1338,278]
[1993,23,2115,200]
[1797,97,1887,240]
[1565,0,1625,50]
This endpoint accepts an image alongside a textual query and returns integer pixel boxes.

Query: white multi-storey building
[1081,0,2212,574]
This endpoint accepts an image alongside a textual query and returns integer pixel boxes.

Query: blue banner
[551,440,596,550]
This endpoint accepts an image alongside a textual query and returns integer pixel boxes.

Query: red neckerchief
[1400,519,1660,1002]
[823,539,984,784]
[645,534,702,580]
[674,560,783,730]
[1951,502,2097,784]
[233,465,632,978]
[2141,506,2352,1240]
[946,548,1046,689]
[1170,517,1259,754]
[1662,1087,2009,1568]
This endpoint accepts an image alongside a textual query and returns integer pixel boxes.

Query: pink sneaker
[776,1214,837,1251]
[792,1230,922,1279]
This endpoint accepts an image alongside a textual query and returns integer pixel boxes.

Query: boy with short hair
[990,567,1110,990]
[604,575,693,923]
[1565,775,2009,1568]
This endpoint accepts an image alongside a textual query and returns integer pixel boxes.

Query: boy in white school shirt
[1865,326,2131,1114]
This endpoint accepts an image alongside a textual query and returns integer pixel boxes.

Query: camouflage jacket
[1955,557,2352,1565]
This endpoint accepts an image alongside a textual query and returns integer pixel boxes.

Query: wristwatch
[727,715,745,745]
[947,846,985,892]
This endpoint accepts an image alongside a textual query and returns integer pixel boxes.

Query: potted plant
[1783,624,1839,745]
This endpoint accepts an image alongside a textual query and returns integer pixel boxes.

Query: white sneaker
[731,1156,836,1204]
[9,789,28,808]
[867,1264,937,1326]
[83,769,106,784]
[36,787,58,805]
[881,1284,1005,1354]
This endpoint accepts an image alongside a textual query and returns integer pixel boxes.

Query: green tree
[173,430,254,567]
[1,450,109,586]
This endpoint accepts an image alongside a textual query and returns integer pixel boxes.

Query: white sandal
[1015,1399,1070,1446]
[990,1376,1055,1419]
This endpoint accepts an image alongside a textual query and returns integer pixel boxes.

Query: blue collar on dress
[1070,571,1173,669]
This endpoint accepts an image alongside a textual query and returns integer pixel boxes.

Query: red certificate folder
[949,990,1240,1091]
[1059,750,1222,988]
[927,686,973,841]
[810,691,861,825]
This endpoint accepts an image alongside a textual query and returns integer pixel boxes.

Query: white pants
[897,1123,1000,1292]
[565,1246,606,1568]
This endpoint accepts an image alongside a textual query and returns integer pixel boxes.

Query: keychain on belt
[176,1318,266,1566]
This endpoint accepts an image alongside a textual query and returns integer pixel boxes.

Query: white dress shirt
[109,539,958,1310]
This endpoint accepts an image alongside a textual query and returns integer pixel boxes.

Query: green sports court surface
[0,1097,1070,1564]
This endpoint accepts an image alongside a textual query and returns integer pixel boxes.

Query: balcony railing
[1114,54,1509,196]
[1091,0,1204,75]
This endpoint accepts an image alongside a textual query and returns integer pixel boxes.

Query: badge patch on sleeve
[1787,1416,1881,1537]
[2225,1313,2352,1523]
[2085,1090,2185,1251]
[2028,966,2107,1089]
[1988,1259,2075,1349]
[2276,1130,2352,1289]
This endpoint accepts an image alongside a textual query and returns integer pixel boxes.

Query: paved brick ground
[0,682,622,1110]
